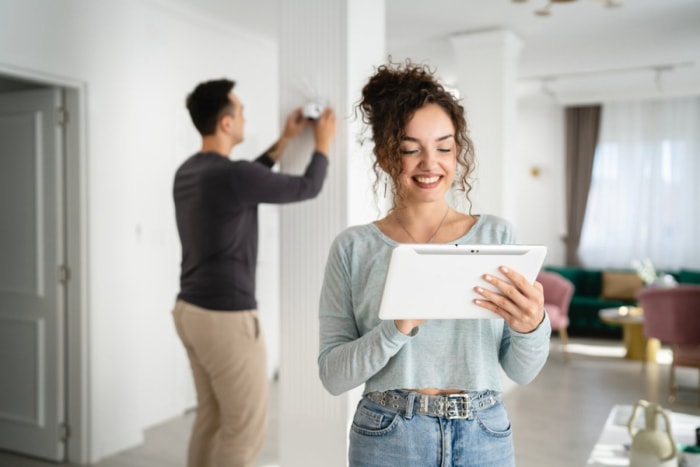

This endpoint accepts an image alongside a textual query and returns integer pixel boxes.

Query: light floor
[1,336,699,467]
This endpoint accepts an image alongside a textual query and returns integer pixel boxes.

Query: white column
[449,30,522,220]
[278,1,385,465]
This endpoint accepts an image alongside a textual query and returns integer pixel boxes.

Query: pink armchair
[538,270,575,357]
[636,284,700,403]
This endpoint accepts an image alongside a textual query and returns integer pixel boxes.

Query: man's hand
[266,108,308,162]
[282,108,308,141]
[313,107,336,157]
[266,107,336,162]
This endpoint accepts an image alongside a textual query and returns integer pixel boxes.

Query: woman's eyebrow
[401,134,455,142]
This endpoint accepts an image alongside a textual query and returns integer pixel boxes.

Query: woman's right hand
[394,319,426,336]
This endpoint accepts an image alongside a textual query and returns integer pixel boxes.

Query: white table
[587,404,700,466]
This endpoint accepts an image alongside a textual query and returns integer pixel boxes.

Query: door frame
[0,63,89,464]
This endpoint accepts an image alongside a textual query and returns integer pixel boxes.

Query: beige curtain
[564,105,601,266]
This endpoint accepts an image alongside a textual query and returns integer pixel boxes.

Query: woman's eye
[437,147,453,153]
[400,148,420,155]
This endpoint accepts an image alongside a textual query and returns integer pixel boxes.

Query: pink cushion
[538,271,574,332]
[546,305,570,330]
[637,285,700,345]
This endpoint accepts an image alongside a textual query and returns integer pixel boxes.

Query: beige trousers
[172,300,268,467]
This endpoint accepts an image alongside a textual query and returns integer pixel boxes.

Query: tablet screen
[377,244,547,320]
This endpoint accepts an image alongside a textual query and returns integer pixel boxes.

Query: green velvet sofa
[543,266,700,338]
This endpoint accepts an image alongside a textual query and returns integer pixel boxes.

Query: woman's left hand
[473,266,545,333]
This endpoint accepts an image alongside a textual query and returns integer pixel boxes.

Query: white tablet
[377,244,547,320]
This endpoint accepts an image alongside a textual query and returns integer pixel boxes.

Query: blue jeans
[349,391,514,467]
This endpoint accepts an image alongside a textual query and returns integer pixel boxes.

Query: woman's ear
[376,148,389,173]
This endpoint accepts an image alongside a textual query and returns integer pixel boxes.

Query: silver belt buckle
[445,394,471,419]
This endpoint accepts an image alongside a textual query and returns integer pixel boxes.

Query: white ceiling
[169,0,700,93]
[388,0,700,78]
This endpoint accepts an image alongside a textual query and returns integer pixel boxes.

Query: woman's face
[396,103,457,205]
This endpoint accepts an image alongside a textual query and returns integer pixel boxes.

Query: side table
[598,307,660,362]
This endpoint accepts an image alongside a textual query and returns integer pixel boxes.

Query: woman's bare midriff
[406,388,465,395]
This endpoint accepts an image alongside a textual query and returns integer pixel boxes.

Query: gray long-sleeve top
[174,151,328,311]
[318,215,551,396]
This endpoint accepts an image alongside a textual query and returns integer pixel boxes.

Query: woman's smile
[412,174,443,189]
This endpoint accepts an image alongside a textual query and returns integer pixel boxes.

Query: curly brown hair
[356,59,476,211]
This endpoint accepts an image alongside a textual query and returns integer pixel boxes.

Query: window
[578,97,700,271]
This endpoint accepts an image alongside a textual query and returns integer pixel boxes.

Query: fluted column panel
[278,1,385,465]
[278,0,347,415]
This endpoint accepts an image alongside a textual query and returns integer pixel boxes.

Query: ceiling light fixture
[514,0,622,17]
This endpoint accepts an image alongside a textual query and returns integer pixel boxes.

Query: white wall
[512,86,567,266]
[0,0,278,461]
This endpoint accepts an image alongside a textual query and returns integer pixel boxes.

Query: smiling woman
[317,59,552,467]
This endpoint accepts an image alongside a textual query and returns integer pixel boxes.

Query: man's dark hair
[186,79,236,136]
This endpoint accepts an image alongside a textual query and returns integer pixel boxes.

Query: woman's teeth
[415,175,439,184]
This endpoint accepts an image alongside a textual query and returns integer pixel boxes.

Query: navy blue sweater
[173,151,328,311]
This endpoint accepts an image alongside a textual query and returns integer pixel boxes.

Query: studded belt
[365,389,500,420]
